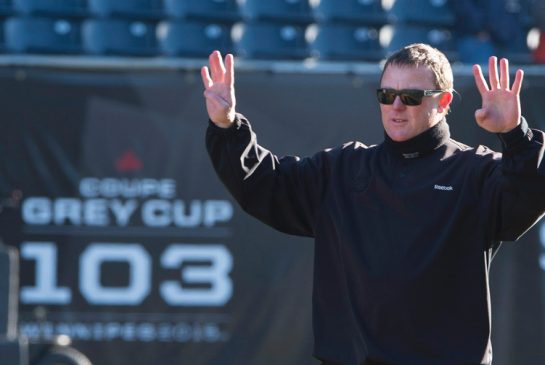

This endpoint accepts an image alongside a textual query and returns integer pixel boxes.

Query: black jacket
[206,114,545,365]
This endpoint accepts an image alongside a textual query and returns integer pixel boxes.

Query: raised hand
[201,51,236,128]
[472,56,524,133]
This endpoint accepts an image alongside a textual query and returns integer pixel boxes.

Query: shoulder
[323,141,378,164]
[313,140,374,159]
[440,138,502,177]
[446,138,501,160]
[444,139,502,182]
[305,141,376,177]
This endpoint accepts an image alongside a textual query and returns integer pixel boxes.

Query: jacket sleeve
[206,113,331,237]
[483,117,545,242]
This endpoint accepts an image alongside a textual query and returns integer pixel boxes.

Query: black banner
[0,65,544,365]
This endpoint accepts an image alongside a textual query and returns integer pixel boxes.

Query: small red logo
[115,150,143,172]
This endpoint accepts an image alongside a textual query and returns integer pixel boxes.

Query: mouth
[390,118,408,124]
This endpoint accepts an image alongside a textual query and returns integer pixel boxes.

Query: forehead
[380,64,436,89]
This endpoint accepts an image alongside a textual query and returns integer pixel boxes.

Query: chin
[386,130,413,142]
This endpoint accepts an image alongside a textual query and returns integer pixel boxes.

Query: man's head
[379,43,453,142]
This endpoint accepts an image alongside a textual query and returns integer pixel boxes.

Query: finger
[472,64,489,95]
[201,66,213,89]
[225,54,235,87]
[208,51,218,79]
[500,58,509,90]
[209,51,225,83]
[212,51,225,83]
[489,56,500,89]
[511,69,524,95]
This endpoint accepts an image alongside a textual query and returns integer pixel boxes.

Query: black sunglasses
[376,88,445,106]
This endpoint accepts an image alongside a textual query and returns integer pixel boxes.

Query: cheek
[407,108,420,121]
[413,105,434,121]
[406,109,427,128]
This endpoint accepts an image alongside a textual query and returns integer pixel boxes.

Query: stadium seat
[82,19,158,56]
[497,31,532,64]
[312,0,388,26]
[386,24,457,60]
[234,22,309,59]
[88,0,164,20]
[158,20,233,57]
[163,0,240,23]
[389,0,455,27]
[0,20,5,51]
[309,23,384,61]
[240,0,314,24]
[5,16,82,54]
[0,0,13,17]
[13,0,87,18]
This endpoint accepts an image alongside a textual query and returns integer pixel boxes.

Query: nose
[392,96,406,110]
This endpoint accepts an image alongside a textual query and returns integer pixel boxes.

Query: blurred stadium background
[0,0,537,62]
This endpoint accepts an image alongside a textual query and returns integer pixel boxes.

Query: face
[379,64,450,142]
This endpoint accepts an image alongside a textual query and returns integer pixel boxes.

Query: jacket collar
[383,119,450,159]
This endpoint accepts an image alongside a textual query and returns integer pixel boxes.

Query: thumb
[475,108,488,124]
[203,90,235,127]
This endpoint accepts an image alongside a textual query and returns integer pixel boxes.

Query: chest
[322,152,483,274]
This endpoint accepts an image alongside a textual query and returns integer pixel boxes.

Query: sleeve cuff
[207,113,246,135]
[497,117,532,150]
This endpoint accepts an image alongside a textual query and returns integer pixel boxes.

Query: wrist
[214,120,234,129]
[497,117,530,150]
[211,112,235,128]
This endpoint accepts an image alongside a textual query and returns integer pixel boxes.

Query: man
[201,44,545,365]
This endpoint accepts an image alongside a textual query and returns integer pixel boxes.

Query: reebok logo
[434,184,453,191]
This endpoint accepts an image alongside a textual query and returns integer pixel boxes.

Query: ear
[437,91,453,114]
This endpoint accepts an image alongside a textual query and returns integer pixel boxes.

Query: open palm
[472,56,524,133]
[201,51,236,128]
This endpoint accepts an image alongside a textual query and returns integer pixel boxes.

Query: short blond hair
[381,43,453,91]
